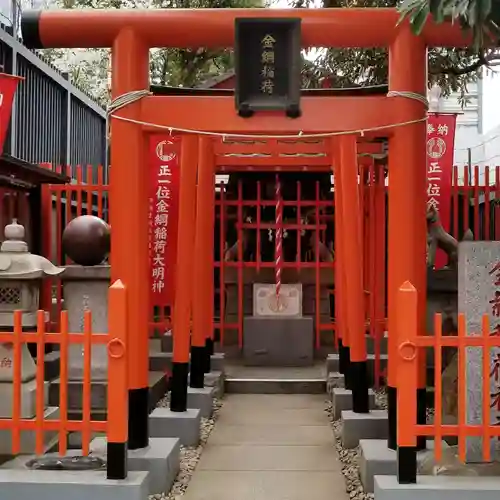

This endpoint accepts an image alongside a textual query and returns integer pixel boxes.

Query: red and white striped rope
[275,174,283,298]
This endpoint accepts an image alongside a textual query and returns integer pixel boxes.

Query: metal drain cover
[26,455,106,470]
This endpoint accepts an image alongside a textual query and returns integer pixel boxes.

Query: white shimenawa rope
[106,88,428,140]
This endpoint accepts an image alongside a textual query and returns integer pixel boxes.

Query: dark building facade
[0,23,106,179]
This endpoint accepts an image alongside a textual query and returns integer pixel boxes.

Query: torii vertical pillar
[337,135,369,412]
[191,137,215,386]
[332,141,350,383]
[387,26,428,451]
[171,135,198,410]
[110,29,150,450]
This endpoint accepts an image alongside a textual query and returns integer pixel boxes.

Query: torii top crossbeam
[22,8,469,49]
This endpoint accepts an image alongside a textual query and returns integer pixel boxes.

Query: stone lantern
[0,220,64,329]
[0,219,64,453]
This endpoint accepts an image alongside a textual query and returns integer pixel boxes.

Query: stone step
[225,377,326,394]
[49,371,168,413]
[326,353,388,376]
[149,351,225,373]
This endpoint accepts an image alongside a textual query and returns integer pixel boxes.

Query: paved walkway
[183,394,348,500]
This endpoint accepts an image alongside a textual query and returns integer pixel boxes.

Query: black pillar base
[397,446,417,484]
[338,339,349,375]
[206,337,214,355]
[343,346,353,390]
[106,442,128,480]
[204,338,213,373]
[387,385,397,450]
[416,387,427,451]
[350,361,370,413]
[170,362,189,412]
[190,345,205,389]
[387,386,427,451]
[128,387,149,450]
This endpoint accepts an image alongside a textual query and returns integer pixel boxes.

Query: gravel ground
[324,384,387,500]
[148,394,223,500]
[325,382,436,500]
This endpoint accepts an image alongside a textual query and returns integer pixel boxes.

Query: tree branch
[432,51,500,75]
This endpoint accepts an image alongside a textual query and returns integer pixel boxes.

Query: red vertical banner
[149,134,180,307]
[426,113,457,269]
[0,73,23,154]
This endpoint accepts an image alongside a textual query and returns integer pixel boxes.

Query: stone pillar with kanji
[460,241,500,462]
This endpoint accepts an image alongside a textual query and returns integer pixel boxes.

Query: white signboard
[253,283,302,318]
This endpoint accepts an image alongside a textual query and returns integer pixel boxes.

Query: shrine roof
[0,154,69,190]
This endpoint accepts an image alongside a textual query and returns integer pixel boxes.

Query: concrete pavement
[183,394,349,500]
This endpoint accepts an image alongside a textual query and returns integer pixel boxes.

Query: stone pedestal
[459,241,500,462]
[0,306,49,421]
[243,318,314,366]
[62,265,110,380]
[0,340,38,418]
[243,282,314,366]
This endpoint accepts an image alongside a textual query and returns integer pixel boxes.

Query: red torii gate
[21,8,469,462]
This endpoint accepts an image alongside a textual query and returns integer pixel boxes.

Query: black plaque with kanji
[234,18,302,118]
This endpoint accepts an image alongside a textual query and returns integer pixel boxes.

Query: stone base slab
[374,475,500,500]
[187,386,215,418]
[331,387,376,420]
[187,371,224,398]
[360,439,445,493]
[91,436,180,495]
[199,371,224,398]
[149,407,201,447]
[341,409,388,449]
[0,468,148,500]
[326,371,344,391]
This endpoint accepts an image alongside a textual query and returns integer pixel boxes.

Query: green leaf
[430,0,445,22]
[410,3,430,33]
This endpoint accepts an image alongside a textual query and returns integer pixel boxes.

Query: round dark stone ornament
[62,215,111,266]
